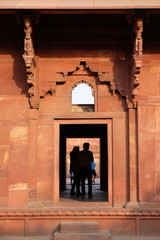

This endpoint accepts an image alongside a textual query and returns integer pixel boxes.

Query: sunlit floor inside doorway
[60,178,108,202]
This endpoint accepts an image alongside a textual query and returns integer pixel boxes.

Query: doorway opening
[59,124,108,202]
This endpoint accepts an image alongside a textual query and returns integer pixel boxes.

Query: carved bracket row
[21,14,145,109]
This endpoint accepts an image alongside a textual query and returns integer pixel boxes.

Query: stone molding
[0,210,160,217]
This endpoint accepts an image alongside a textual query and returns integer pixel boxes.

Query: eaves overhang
[0,0,160,10]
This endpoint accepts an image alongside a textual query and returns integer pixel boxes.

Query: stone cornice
[0,210,160,217]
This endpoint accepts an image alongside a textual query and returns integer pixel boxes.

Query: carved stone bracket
[40,82,56,98]
[23,14,40,109]
[130,16,144,108]
[99,72,118,95]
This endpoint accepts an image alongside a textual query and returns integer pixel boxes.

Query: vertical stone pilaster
[28,109,40,206]
[126,108,139,207]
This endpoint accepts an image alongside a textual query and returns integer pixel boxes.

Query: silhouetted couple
[70,142,94,199]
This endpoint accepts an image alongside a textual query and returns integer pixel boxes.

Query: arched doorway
[59,124,108,201]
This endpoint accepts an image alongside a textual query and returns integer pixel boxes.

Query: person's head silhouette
[83,142,90,150]
[72,146,79,153]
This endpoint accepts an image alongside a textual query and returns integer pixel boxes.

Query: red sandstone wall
[0,44,29,207]
[0,47,127,208]
[38,50,127,114]
[0,42,160,208]
[138,53,160,205]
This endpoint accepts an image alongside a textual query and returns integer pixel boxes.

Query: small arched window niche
[71,81,95,112]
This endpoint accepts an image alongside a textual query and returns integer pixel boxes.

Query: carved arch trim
[71,80,95,97]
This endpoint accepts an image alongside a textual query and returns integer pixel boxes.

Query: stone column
[127,108,139,207]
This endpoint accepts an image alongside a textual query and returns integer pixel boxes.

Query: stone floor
[60,178,108,202]
[1,179,160,239]
[0,236,160,240]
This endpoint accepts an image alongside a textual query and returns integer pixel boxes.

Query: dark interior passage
[60,124,108,201]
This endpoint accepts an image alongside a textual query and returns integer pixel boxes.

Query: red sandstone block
[0,98,28,120]
[138,105,156,133]
[155,133,160,172]
[9,145,28,185]
[0,127,10,145]
[37,126,54,182]
[140,219,160,235]
[54,232,111,240]
[2,120,28,128]
[0,145,9,172]
[98,84,110,97]
[113,179,127,207]
[139,133,156,202]
[0,219,24,236]
[98,96,124,112]
[98,219,135,235]
[0,178,8,197]
[8,190,28,207]
[0,59,27,95]
[60,222,98,233]
[155,106,160,132]
[140,68,159,95]
[37,181,53,201]
[39,96,70,113]
[0,197,8,207]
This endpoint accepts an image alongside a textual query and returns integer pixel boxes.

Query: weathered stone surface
[0,10,160,238]
[60,222,98,233]
[54,232,111,240]
[0,98,28,120]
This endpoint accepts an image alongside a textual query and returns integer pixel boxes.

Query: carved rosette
[23,14,39,109]
[131,17,143,108]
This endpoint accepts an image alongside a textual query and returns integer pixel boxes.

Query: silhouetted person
[78,142,94,199]
[69,146,81,196]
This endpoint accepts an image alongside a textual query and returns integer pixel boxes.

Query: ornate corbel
[23,14,39,109]
[131,16,143,108]
[99,72,116,95]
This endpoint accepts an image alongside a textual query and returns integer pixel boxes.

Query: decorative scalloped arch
[71,80,95,105]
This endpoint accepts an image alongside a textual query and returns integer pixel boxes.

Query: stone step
[60,221,99,233]
[54,231,111,240]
